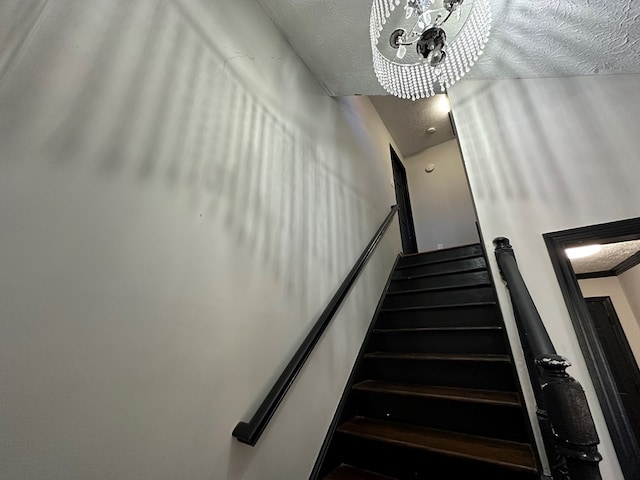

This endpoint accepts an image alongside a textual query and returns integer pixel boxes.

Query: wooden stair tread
[365,352,511,363]
[373,326,502,334]
[396,253,482,270]
[325,465,397,480]
[393,266,486,281]
[400,243,479,256]
[381,302,496,312]
[352,380,520,406]
[338,417,537,473]
[387,283,490,295]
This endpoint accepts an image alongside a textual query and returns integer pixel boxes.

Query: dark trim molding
[543,217,640,480]
[576,271,616,280]
[232,205,400,446]
[614,250,640,276]
[390,146,418,254]
[308,253,402,480]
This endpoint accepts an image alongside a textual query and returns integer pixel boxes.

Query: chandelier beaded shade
[370,0,491,100]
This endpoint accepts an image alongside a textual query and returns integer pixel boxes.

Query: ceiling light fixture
[439,95,451,113]
[370,0,491,100]
[565,245,602,260]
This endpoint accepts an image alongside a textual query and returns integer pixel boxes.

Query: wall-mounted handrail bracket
[494,237,602,480]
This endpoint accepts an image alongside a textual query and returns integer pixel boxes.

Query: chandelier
[370,0,491,100]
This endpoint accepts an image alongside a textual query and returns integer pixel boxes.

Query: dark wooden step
[352,381,520,407]
[378,302,501,329]
[382,286,494,309]
[373,326,500,334]
[351,381,527,442]
[392,262,486,282]
[387,282,491,296]
[388,270,490,293]
[332,436,540,479]
[393,255,486,280]
[397,244,483,268]
[363,352,517,391]
[365,352,510,363]
[324,464,397,480]
[382,301,495,312]
[337,417,537,473]
[369,326,506,355]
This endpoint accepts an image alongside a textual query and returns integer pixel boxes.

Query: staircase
[315,244,541,479]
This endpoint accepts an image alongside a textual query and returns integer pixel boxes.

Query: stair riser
[332,436,539,480]
[354,392,527,442]
[393,256,486,280]
[383,287,494,309]
[364,358,517,391]
[325,465,396,480]
[389,271,491,293]
[398,245,483,268]
[378,305,501,329]
[369,330,506,355]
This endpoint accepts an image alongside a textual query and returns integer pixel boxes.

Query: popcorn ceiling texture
[571,240,640,274]
[257,0,640,96]
[369,94,455,156]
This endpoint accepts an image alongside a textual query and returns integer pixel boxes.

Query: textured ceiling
[257,0,640,158]
[257,0,640,96]
[570,240,640,274]
[369,95,455,157]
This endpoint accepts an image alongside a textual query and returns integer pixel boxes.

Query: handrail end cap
[232,422,257,446]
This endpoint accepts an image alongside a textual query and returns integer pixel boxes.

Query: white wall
[404,139,478,252]
[449,74,640,479]
[620,264,640,330]
[578,276,640,367]
[0,1,402,479]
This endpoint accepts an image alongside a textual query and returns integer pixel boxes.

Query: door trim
[584,296,640,401]
[544,218,640,480]
[390,146,418,254]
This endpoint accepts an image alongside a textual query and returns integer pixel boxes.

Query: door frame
[584,297,640,418]
[390,146,418,254]
[544,217,640,480]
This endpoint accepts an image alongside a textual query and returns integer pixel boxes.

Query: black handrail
[494,237,602,480]
[233,205,400,446]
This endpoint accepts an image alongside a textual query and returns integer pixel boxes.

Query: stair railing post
[493,237,602,480]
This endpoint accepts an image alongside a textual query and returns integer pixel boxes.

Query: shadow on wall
[1,0,382,312]
[451,72,639,227]
[452,0,640,217]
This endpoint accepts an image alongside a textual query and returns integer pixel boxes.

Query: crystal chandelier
[370,0,491,100]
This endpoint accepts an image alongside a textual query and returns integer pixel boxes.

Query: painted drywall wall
[449,74,640,479]
[0,1,402,479]
[620,264,640,331]
[404,139,478,252]
[578,276,640,367]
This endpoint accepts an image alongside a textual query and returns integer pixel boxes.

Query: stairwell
[315,244,541,479]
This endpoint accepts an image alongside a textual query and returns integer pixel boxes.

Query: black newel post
[493,237,602,480]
